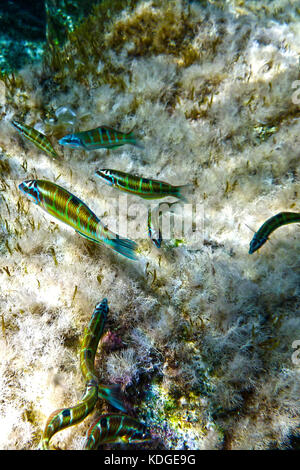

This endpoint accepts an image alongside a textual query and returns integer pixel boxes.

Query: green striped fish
[59,126,143,150]
[18,180,138,261]
[84,413,151,449]
[41,299,126,450]
[249,211,300,254]
[11,120,59,159]
[95,169,192,202]
[41,381,99,450]
[80,298,125,410]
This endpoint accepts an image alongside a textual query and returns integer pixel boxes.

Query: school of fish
[41,299,151,450]
[9,111,299,450]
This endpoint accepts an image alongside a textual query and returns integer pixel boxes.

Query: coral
[139,383,223,450]
[0,0,299,450]
[106,348,140,388]
[100,330,124,352]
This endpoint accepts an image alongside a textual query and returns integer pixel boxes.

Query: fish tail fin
[127,126,145,149]
[107,236,138,260]
[98,384,126,412]
[102,227,138,261]
[132,138,145,149]
[175,184,193,202]
[95,223,138,260]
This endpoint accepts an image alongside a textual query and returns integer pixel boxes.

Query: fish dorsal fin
[246,223,273,247]
[101,125,117,132]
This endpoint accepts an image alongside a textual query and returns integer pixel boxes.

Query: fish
[80,298,125,411]
[41,299,126,450]
[249,212,300,254]
[11,120,59,159]
[84,413,151,450]
[147,207,162,248]
[58,126,143,150]
[18,180,138,261]
[41,380,99,450]
[95,169,192,202]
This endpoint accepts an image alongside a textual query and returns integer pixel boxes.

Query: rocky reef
[0,0,299,450]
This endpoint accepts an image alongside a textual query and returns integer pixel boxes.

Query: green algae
[43,0,140,85]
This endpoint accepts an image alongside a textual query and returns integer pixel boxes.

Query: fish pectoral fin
[75,230,102,245]
[98,384,126,412]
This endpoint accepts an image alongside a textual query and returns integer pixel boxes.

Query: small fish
[249,211,300,254]
[147,207,162,248]
[41,380,99,450]
[19,180,138,261]
[11,120,59,159]
[59,126,143,150]
[41,299,126,450]
[80,298,125,411]
[95,169,192,202]
[84,413,151,450]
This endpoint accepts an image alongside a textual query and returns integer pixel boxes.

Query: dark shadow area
[0,0,103,72]
[0,1,46,40]
[0,0,46,71]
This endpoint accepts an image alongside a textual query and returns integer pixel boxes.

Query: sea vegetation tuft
[42,0,202,88]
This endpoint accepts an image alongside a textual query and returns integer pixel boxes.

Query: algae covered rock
[0,0,299,450]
